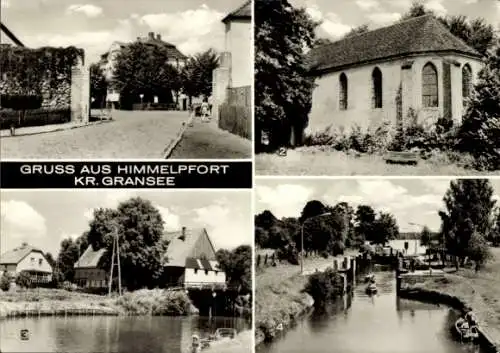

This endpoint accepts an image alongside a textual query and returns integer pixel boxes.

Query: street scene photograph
[0,189,252,353]
[255,0,500,175]
[254,178,500,353]
[0,0,252,159]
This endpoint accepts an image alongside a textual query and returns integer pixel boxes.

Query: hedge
[0,108,71,129]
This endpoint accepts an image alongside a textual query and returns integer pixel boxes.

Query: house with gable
[305,15,484,141]
[0,243,53,284]
[212,0,252,138]
[162,227,226,289]
[73,226,226,290]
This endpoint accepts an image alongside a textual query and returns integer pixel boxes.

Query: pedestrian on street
[201,98,210,122]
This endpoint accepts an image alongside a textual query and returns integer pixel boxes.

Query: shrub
[0,272,12,291]
[0,94,43,110]
[277,244,299,265]
[15,271,31,288]
[116,289,192,315]
[61,281,77,292]
[0,108,71,129]
[331,241,345,256]
[303,268,345,308]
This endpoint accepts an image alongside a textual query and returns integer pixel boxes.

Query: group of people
[189,98,211,123]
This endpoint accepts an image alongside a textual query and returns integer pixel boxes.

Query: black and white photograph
[0,0,252,159]
[0,190,252,353]
[254,178,500,352]
[255,0,500,175]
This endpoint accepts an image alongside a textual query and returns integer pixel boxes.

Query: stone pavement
[168,115,252,159]
[0,110,189,159]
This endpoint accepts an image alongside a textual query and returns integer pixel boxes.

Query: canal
[0,315,250,353]
[257,271,487,353]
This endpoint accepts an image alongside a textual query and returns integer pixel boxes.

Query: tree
[57,237,82,282]
[216,245,252,294]
[354,205,377,242]
[90,63,107,108]
[439,179,496,262]
[401,1,496,56]
[344,24,369,38]
[457,47,500,170]
[300,200,326,223]
[255,226,269,248]
[420,226,433,247]
[255,0,317,150]
[181,49,219,102]
[113,42,180,107]
[255,210,278,230]
[468,232,492,271]
[86,197,168,290]
[371,212,399,245]
[45,252,56,269]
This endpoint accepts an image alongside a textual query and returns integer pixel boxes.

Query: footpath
[168,117,252,159]
[0,119,112,138]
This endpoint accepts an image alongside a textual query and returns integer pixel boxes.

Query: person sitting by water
[465,308,477,325]
[191,334,201,353]
[458,317,470,332]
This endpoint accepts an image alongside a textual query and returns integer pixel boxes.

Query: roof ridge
[315,14,434,51]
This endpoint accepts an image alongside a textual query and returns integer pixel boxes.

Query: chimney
[156,34,161,41]
[21,242,28,247]
[148,32,154,40]
[178,227,186,241]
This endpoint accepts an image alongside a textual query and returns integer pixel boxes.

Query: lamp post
[139,94,144,107]
[300,212,332,275]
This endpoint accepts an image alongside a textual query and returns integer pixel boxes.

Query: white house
[388,239,427,256]
[0,243,53,283]
[163,227,226,289]
[305,15,483,140]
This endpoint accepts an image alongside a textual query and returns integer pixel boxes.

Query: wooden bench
[384,151,419,165]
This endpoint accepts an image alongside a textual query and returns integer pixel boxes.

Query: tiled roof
[163,228,206,267]
[222,1,251,23]
[0,244,43,265]
[74,245,106,269]
[307,15,481,75]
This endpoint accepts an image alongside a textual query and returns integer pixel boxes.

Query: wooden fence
[218,86,251,140]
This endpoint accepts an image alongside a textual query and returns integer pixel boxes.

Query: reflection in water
[257,271,487,353]
[0,315,249,353]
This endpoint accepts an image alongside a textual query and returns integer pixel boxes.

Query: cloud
[256,184,314,218]
[24,18,136,64]
[155,205,181,232]
[139,4,225,55]
[424,0,447,17]
[192,198,250,250]
[367,11,402,25]
[356,0,380,11]
[305,4,323,22]
[385,0,412,8]
[462,0,478,4]
[1,200,47,251]
[66,4,103,18]
[320,12,353,38]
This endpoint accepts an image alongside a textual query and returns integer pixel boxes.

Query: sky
[0,189,252,256]
[290,0,500,41]
[255,178,500,233]
[0,0,246,63]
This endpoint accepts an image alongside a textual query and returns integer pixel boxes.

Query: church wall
[307,53,484,136]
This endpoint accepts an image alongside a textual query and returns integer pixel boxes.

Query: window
[339,73,348,110]
[39,259,43,266]
[372,68,383,108]
[205,270,209,275]
[194,269,198,274]
[462,64,472,105]
[422,63,438,107]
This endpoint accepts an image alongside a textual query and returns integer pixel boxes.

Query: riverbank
[0,288,197,318]
[205,330,253,353]
[399,248,500,351]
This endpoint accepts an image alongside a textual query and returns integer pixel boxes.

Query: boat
[364,273,375,283]
[192,328,238,351]
[365,283,377,294]
[454,319,479,341]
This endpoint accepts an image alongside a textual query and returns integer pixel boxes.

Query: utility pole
[108,224,122,297]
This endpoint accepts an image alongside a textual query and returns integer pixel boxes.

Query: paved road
[0,110,188,159]
[169,116,252,159]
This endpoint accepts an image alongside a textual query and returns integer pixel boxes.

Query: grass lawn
[255,254,356,343]
[255,147,497,176]
[411,247,500,348]
[0,288,193,317]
